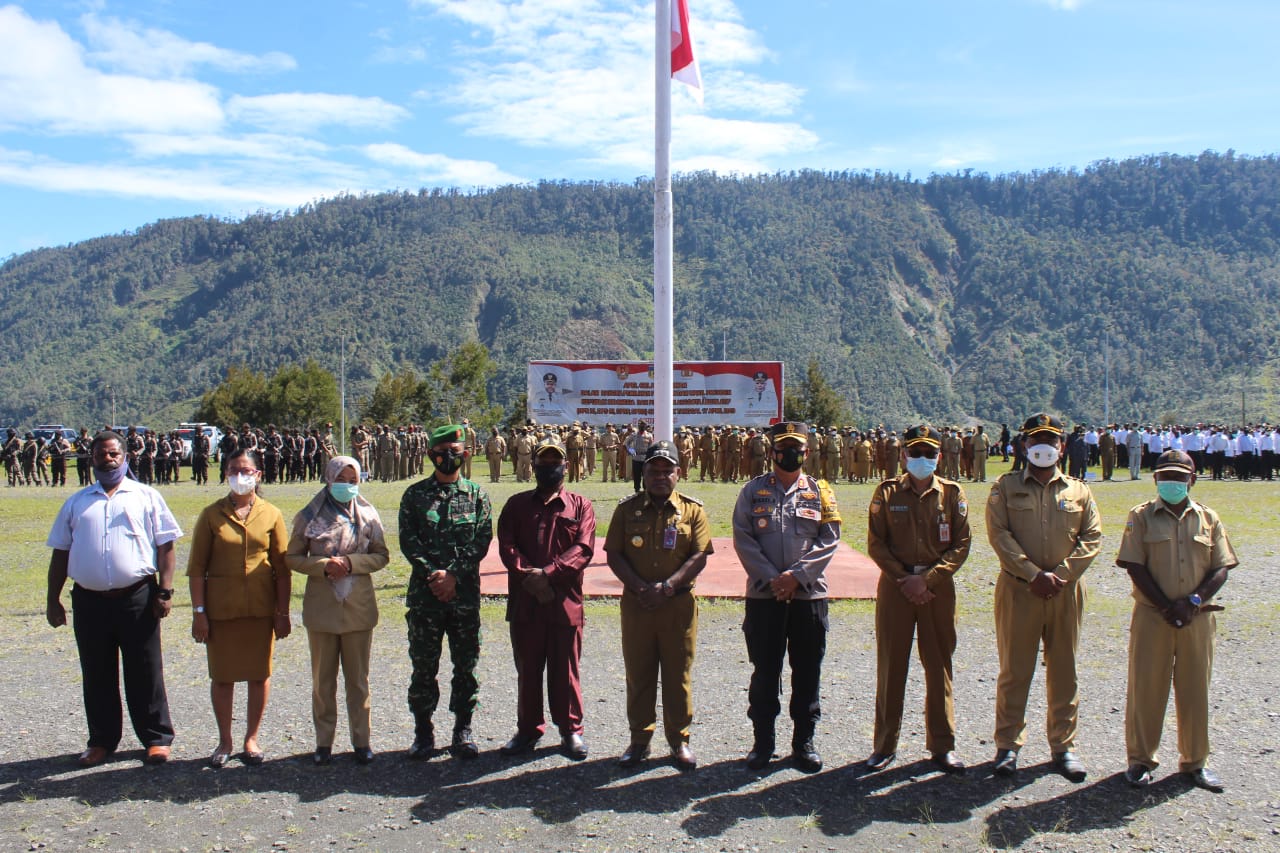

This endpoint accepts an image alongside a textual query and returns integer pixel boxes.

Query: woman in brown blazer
[188,448,291,767]
[286,455,388,765]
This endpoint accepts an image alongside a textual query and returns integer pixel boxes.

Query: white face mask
[229,473,258,495]
[1026,443,1061,468]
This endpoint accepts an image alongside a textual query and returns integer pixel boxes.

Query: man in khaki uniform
[972,426,990,482]
[676,429,695,474]
[565,425,584,483]
[942,430,962,480]
[821,428,842,481]
[865,425,971,775]
[515,428,536,482]
[1116,449,1237,792]
[485,429,507,482]
[600,425,619,482]
[745,428,769,478]
[884,432,901,478]
[583,427,597,477]
[699,427,717,482]
[1098,427,1117,481]
[722,428,743,483]
[605,441,713,771]
[986,412,1102,782]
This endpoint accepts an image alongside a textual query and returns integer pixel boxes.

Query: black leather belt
[75,578,150,598]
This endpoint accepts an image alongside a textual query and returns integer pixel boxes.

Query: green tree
[794,358,850,427]
[268,359,339,427]
[194,365,270,427]
[361,369,421,425]
[425,341,502,428]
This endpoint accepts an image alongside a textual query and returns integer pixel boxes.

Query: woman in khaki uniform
[287,455,388,766]
[189,448,291,767]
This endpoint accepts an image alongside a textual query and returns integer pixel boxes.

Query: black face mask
[533,462,566,489]
[774,447,805,472]
[431,448,466,474]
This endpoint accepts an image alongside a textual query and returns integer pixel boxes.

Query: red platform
[479,537,879,600]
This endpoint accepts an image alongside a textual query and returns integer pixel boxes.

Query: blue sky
[2,0,1278,259]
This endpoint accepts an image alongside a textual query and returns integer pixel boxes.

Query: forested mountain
[2,150,1279,429]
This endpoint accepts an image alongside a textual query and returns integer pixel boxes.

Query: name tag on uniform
[939,522,951,544]
[663,525,677,550]
[796,507,821,522]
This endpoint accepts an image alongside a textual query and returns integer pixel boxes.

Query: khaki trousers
[620,591,697,748]
[874,573,957,755]
[601,449,616,481]
[973,452,987,482]
[487,454,503,481]
[1126,604,1214,772]
[993,572,1086,752]
[308,628,373,749]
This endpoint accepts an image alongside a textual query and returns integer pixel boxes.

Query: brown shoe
[77,746,113,768]
[672,743,697,771]
[144,745,171,765]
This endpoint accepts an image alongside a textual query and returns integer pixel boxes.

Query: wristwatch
[661,580,675,597]
[156,588,173,601]
[1188,593,1203,607]
[194,605,206,614]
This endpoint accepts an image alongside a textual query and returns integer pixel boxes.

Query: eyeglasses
[906,447,938,459]
[227,467,259,476]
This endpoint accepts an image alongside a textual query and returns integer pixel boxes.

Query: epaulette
[617,492,642,504]
[680,493,705,507]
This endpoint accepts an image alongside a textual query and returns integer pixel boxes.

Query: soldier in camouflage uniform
[399,424,494,760]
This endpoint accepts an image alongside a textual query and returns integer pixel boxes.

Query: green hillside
[2,151,1279,429]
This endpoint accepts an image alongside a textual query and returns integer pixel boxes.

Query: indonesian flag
[671,0,703,102]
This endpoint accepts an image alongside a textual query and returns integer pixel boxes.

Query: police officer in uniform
[600,425,619,482]
[732,422,840,772]
[986,413,1102,781]
[1116,450,1237,792]
[605,441,713,770]
[399,425,493,760]
[865,425,971,774]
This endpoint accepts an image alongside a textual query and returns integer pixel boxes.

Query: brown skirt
[206,616,275,682]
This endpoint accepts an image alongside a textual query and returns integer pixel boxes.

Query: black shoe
[499,731,541,756]
[353,746,374,765]
[672,743,697,771]
[745,742,774,770]
[931,751,966,775]
[792,740,822,773]
[864,751,896,772]
[1052,750,1087,783]
[1125,763,1152,787]
[618,742,650,768]
[313,746,332,766]
[561,733,588,761]
[1187,767,1224,793]
[993,749,1018,777]
[451,727,478,760]
[407,735,435,760]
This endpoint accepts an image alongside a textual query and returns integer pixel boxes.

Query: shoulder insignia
[756,488,772,497]
[957,499,968,517]
[870,498,883,514]
[617,492,641,504]
[681,494,705,507]
[816,479,841,524]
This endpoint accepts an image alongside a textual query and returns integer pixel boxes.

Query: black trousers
[743,597,828,743]
[631,460,644,492]
[1210,451,1225,480]
[71,582,174,751]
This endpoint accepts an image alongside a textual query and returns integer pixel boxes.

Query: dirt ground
[2,546,1279,853]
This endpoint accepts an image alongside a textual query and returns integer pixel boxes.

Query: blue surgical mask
[1156,481,1189,504]
[329,482,359,503]
[906,456,938,480]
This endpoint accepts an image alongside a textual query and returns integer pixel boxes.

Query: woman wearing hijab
[287,455,389,765]
[188,448,291,768]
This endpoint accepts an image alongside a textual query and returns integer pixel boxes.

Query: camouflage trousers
[406,603,482,735]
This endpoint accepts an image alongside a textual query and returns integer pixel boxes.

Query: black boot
[408,722,435,760]
[452,717,478,760]
[746,724,774,771]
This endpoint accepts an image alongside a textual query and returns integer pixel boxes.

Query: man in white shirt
[46,431,183,768]
[1235,429,1256,481]
[1260,428,1276,481]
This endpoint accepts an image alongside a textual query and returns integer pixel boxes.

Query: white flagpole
[654,0,675,444]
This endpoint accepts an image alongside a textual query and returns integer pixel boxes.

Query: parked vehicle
[176,423,224,462]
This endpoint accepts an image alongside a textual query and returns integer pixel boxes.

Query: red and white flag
[671,0,703,102]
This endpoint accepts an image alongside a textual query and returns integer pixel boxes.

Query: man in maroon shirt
[496,435,597,760]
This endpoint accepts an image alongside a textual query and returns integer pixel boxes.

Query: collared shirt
[47,477,182,591]
[732,471,841,600]
[867,472,971,588]
[986,467,1102,583]
[604,490,713,585]
[399,475,493,608]
[1116,497,1238,608]
[497,487,596,625]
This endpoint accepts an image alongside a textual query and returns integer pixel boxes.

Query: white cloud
[80,13,296,77]
[0,5,224,135]
[122,132,331,162]
[411,0,816,169]
[227,93,411,131]
[1036,0,1087,10]
[364,143,525,186]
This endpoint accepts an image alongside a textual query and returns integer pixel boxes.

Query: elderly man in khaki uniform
[605,440,713,771]
[986,412,1102,782]
[1116,449,1237,792]
[865,425,971,775]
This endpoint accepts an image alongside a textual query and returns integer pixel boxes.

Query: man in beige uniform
[865,425,971,774]
[515,428,536,482]
[699,427,717,482]
[485,429,507,482]
[972,426,990,482]
[986,412,1101,782]
[600,425,619,482]
[1116,449,1237,792]
[583,427,597,477]
[605,441,713,771]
